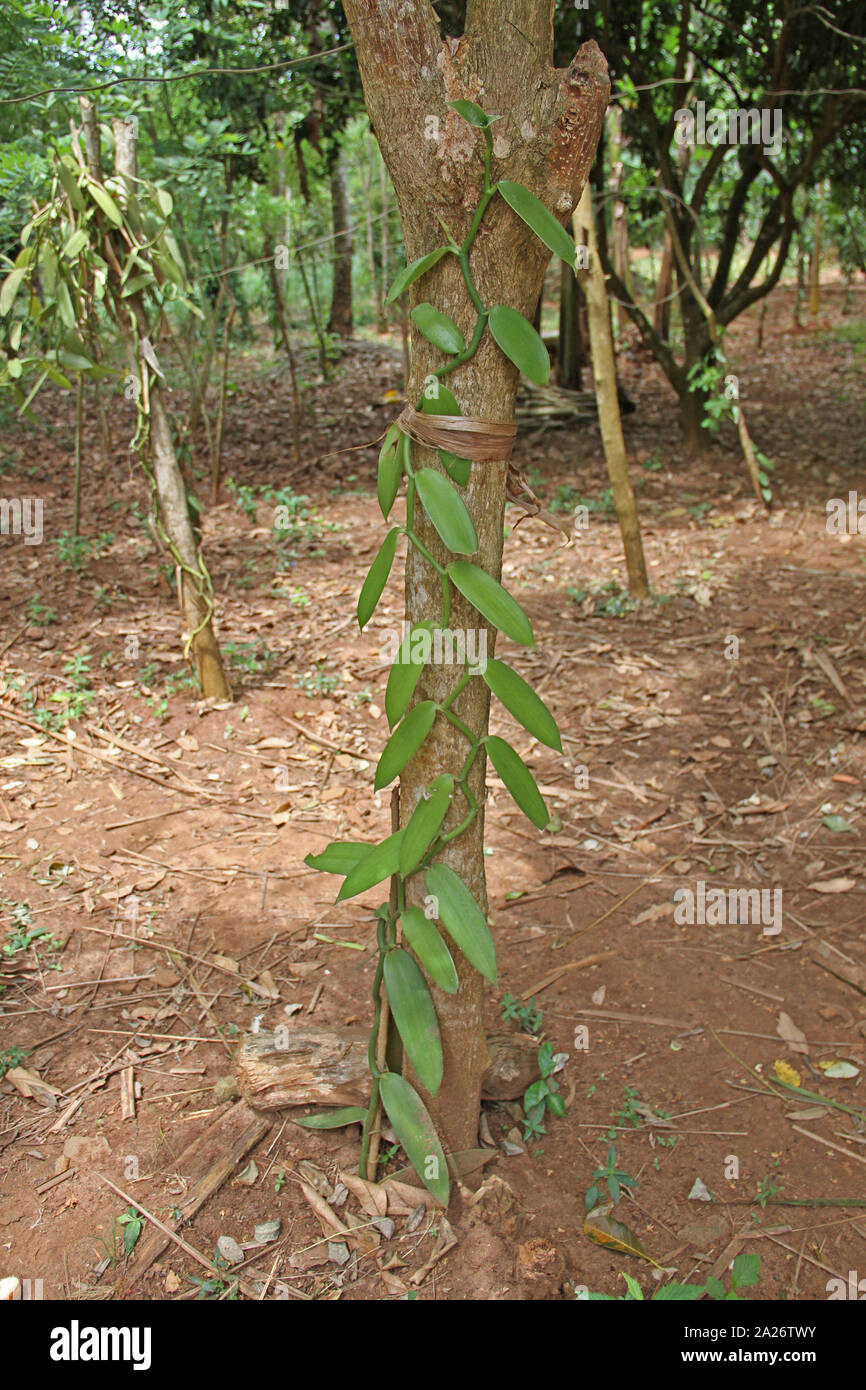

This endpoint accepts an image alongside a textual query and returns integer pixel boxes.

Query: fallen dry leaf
[808,877,857,894]
[777,1010,809,1055]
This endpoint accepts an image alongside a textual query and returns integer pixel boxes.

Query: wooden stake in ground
[574,187,649,598]
[76,100,231,699]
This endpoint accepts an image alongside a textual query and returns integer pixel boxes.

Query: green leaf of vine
[336,829,405,901]
[439,450,471,486]
[446,561,535,647]
[378,1072,450,1204]
[386,247,449,304]
[377,424,405,519]
[385,622,434,728]
[421,383,460,415]
[357,526,399,630]
[294,1107,368,1129]
[497,179,576,266]
[399,773,454,876]
[485,735,549,829]
[400,906,459,994]
[488,304,550,386]
[384,949,443,1094]
[411,303,465,355]
[304,842,372,875]
[85,180,123,227]
[448,99,493,128]
[424,864,497,983]
[0,267,27,316]
[374,700,438,790]
[482,658,562,751]
[56,160,85,213]
[415,468,478,555]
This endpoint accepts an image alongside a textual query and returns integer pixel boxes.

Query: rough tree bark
[79,104,231,699]
[342,0,608,1156]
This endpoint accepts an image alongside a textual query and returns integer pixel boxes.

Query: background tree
[565,0,866,449]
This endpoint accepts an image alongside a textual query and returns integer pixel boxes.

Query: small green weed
[0,1046,29,1077]
[579,1253,761,1301]
[26,594,58,626]
[521,1040,566,1142]
[55,531,114,573]
[500,991,542,1035]
[586,1143,638,1209]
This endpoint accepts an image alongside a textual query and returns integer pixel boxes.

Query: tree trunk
[342,0,608,1157]
[210,304,235,504]
[72,376,83,537]
[809,202,822,318]
[363,135,386,334]
[575,187,648,598]
[105,113,231,700]
[653,230,673,340]
[678,287,712,456]
[327,151,354,340]
[265,235,303,468]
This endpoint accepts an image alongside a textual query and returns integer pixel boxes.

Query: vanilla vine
[303,101,578,1203]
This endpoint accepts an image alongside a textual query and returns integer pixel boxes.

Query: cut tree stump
[235,1026,541,1111]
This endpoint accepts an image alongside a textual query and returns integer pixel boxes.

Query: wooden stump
[236,1026,541,1111]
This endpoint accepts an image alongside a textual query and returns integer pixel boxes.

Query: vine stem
[363,786,400,1181]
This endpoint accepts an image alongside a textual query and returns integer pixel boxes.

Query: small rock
[254,1220,280,1244]
[328,1183,349,1209]
[328,1241,350,1266]
[216,1235,244,1266]
[372,1217,395,1241]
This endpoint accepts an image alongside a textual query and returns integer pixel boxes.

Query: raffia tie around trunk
[396,404,516,462]
[396,405,573,542]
